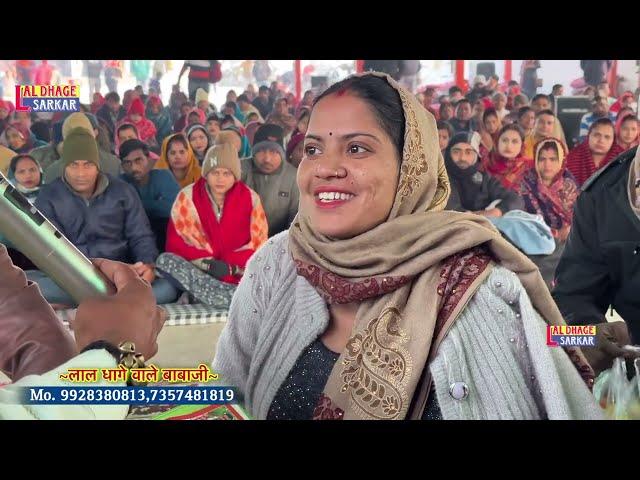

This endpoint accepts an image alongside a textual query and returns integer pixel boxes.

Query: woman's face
[494,96,506,110]
[207,120,221,138]
[437,128,450,151]
[130,113,142,123]
[6,127,25,150]
[484,114,501,135]
[620,119,639,145]
[189,129,209,155]
[188,113,201,126]
[298,93,400,239]
[473,102,485,118]
[536,147,562,182]
[588,124,615,154]
[498,130,523,159]
[440,104,454,120]
[197,100,209,111]
[226,91,237,103]
[0,108,9,120]
[167,140,189,169]
[149,103,161,115]
[14,157,40,189]
[535,114,555,137]
[519,110,536,130]
[206,167,235,197]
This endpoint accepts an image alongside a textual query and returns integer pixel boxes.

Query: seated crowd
[0,73,637,307]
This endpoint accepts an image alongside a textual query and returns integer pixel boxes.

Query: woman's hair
[482,108,499,123]
[620,113,639,126]
[513,94,529,106]
[517,106,534,119]
[167,134,189,151]
[297,108,310,122]
[497,123,525,143]
[536,109,556,118]
[10,154,40,174]
[536,140,559,160]
[117,123,138,137]
[436,120,454,137]
[313,75,405,160]
[588,117,615,135]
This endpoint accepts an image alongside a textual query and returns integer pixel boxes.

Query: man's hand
[132,262,156,284]
[74,259,166,360]
[580,321,640,376]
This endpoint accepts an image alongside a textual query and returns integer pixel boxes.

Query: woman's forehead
[308,94,387,136]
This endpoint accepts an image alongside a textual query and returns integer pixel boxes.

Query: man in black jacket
[553,146,640,373]
[444,132,524,216]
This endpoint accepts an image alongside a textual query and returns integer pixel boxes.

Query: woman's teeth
[317,192,354,202]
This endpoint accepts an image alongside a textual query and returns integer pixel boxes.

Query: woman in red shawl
[610,91,635,116]
[565,118,624,187]
[520,138,578,242]
[157,142,268,307]
[117,97,158,147]
[615,112,639,151]
[90,93,105,114]
[480,123,533,191]
[184,107,207,129]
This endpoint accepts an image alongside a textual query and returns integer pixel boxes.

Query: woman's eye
[349,145,367,154]
[304,145,319,156]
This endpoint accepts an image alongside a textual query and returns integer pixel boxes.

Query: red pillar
[295,60,302,103]
[608,60,618,96]
[356,60,364,73]
[455,60,466,93]
[504,60,512,83]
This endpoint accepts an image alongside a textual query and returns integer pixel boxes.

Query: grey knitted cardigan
[212,231,603,420]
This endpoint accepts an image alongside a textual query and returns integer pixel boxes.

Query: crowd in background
[0,59,636,307]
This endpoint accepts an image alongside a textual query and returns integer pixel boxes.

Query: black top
[553,147,640,342]
[267,338,441,420]
[444,143,524,214]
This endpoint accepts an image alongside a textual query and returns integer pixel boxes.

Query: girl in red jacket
[156,142,268,307]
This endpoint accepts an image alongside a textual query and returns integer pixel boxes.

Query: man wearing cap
[240,124,299,237]
[28,127,178,306]
[444,131,524,217]
[36,112,121,183]
[119,139,180,251]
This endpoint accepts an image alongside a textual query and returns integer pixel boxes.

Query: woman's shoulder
[246,231,294,276]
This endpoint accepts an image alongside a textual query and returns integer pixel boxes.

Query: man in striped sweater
[578,95,616,143]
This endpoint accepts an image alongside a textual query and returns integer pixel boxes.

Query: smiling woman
[212,73,602,421]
